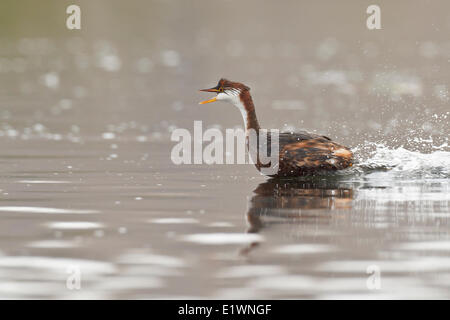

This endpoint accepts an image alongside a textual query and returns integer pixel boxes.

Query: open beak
[199,87,219,104]
[199,96,217,104]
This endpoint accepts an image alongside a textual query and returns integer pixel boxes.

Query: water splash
[353,142,450,178]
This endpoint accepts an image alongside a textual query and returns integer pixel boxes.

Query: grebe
[199,78,353,177]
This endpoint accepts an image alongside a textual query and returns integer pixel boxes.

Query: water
[0,0,449,299]
[0,139,448,299]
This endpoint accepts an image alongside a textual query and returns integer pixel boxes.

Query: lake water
[0,0,449,299]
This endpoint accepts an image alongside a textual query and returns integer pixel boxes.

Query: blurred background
[0,0,448,299]
[0,0,449,148]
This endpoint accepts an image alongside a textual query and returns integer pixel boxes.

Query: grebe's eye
[219,87,224,92]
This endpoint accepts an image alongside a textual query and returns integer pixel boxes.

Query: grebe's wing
[279,131,330,145]
[258,131,331,156]
[277,134,353,173]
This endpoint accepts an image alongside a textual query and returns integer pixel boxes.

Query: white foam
[27,240,80,248]
[273,244,335,255]
[18,180,70,184]
[47,222,104,230]
[0,256,116,273]
[354,143,450,178]
[182,233,264,245]
[395,241,450,251]
[0,207,99,214]
[148,218,198,224]
[317,257,450,273]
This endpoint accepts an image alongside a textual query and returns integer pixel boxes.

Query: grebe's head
[199,78,250,105]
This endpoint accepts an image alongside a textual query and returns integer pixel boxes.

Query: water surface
[0,0,449,299]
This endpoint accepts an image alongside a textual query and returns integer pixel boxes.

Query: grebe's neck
[234,90,260,132]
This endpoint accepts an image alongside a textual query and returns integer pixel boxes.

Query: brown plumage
[200,78,353,177]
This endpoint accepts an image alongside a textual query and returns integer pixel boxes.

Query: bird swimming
[199,78,353,177]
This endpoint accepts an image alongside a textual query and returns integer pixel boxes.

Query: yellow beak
[199,96,217,104]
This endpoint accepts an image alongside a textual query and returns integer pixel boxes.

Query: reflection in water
[246,177,354,234]
[233,175,450,299]
[241,177,354,255]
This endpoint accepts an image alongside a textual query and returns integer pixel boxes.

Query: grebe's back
[268,131,353,177]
